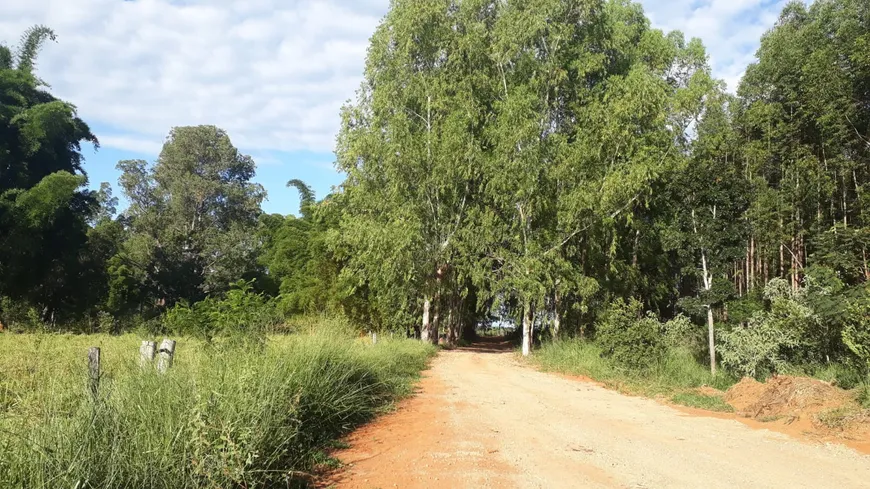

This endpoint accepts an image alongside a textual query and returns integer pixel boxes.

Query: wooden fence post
[156,339,176,374]
[88,347,100,399]
[139,341,156,368]
[372,332,378,345]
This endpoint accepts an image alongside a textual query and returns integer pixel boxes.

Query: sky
[1,0,793,216]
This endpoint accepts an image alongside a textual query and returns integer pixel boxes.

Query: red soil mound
[725,375,854,420]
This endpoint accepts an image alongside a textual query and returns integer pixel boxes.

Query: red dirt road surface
[322,338,870,488]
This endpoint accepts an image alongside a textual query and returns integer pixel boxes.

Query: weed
[816,406,867,430]
[670,392,734,412]
[758,415,783,423]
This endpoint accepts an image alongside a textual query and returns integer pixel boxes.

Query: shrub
[718,279,808,378]
[718,318,801,378]
[595,298,665,369]
[532,339,736,397]
[842,296,870,371]
[163,280,282,345]
[662,314,696,349]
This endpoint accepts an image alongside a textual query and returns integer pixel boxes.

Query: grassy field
[530,340,737,410]
[0,322,435,488]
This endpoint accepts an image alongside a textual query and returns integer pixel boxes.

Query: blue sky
[2,0,794,216]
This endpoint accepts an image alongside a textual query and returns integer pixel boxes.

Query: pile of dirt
[725,376,855,421]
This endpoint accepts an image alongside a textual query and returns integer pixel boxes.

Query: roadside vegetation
[0,320,435,488]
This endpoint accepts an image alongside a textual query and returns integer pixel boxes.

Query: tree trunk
[692,207,716,375]
[863,248,870,282]
[631,229,640,268]
[746,245,751,291]
[707,305,716,375]
[552,289,561,339]
[791,233,798,291]
[749,237,755,289]
[431,296,440,346]
[446,305,456,347]
[779,217,785,278]
[521,303,533,357]
[420,296,431,343]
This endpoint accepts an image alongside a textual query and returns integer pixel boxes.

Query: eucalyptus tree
[660,89,748,373]
[336,0,493,340]
[737,0,870,291]
[475,0,716,355]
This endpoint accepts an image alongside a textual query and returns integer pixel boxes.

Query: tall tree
[114,126,265,309]
[336,0,492,339]
[0,25,101,324]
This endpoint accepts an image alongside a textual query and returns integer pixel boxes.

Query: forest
[1,0,870,484]
[3,0,870,379]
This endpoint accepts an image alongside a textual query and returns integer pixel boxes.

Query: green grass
[670,392,734,412]
[817,406,866,430]
[0,323,436,488]
[531,340,736,400]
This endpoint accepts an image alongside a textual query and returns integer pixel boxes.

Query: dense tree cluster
[1,0,869,378]
[335,0,870,374]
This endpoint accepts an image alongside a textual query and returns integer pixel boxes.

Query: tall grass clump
[533,340,734,396]
[0,325,435,488]
[531,299,736,401]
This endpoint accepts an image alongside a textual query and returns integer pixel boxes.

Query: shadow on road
[451,335,516,354]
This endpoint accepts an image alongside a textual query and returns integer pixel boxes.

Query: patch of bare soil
[316,357,516,488]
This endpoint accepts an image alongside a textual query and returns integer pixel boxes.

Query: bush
[662,314,696,349]
[595,298,665,369]
[842,289,870,372]
[718,279,807,378]
[163,280,282,345]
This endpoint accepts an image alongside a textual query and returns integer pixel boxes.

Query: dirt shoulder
[322,341,870,488]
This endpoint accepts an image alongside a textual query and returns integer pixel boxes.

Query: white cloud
[0,0,388,154]
[1,0,793,155]
[97,135,163,155]
[642,0,794,92]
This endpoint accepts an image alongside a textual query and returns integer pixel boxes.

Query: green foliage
[0,27,103,325]
[719,320,801,379]
[670,392,734,412]
[0,326,436,488]
[533,339,735,398]
[842,289,870,371]
[163,280,281,344]
[718,279,807,377]
[115,125,265,310]
[595,298,666,369]
[661,314,697,349]
[2,0,870,404]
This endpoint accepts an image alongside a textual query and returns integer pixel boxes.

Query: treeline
[331,0,870,378]
[2,0,870,379]
[0,27,337,333]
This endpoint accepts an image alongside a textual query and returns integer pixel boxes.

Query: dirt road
[325,339,870,488]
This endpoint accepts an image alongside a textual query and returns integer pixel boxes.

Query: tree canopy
[2,0,870,381]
